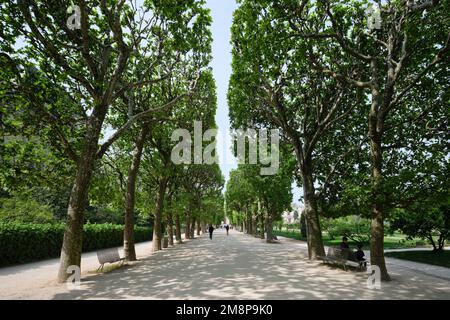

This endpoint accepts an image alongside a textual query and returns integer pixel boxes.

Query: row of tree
[227,0,449,281]
[226,163,293,242]
[1,0,224,282]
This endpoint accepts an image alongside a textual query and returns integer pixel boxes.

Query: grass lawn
[273,230,428,250]
[273,230,305,241]
[385,250,450,268]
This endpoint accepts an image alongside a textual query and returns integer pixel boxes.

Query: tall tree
[0,0,213,282]
[274,0,449,280]
[229,0,362,258]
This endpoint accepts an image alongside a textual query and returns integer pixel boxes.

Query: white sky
[206,0,303,205]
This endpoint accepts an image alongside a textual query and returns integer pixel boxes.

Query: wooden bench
[318,247,368,271]
[96,248,126,271]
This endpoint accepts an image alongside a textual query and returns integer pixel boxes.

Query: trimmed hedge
[0,222,152,267]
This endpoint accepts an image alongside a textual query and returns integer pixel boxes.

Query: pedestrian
[225,224,229,236]
[355,244,367,268]
[339,236,350,249]
[208,224,214,240]
[339,236,351,260]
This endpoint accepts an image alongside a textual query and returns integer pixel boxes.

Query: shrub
[0,197,55,224]
[390,203,449,251]
[84,206,124,225]
[322,216,371,245]
[0,222,152,267]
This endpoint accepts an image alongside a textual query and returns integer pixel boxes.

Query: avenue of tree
[1,0,224,282]
[0,0,448,284]
[226,0,449,281]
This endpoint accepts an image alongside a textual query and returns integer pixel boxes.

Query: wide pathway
[1,229,449,299]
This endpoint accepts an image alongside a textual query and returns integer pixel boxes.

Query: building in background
[282,204,304,224]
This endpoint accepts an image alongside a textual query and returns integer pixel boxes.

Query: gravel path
[1,229,449,299]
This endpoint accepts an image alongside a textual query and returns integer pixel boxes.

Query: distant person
[340,236,350,249]
[225,224,230,236]
[355,244,367,267]
[208,224,215,240]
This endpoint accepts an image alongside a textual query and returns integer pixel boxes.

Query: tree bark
[57,111,105,283]
[246,208,252,234]
[197,220,201,235]
[175,214,182,243]
[259,210,265,239]
[301,156,326,259]
[266,210,274,243]
[152,177,168,252]
[300,213,307,238]
[201,222,207,234]
[290,136,325,259]
[369,137,390,281]
[124,125,149,261]
[190,217,196,239]
[368,68,391,281]
[167,211,174,246]
[437,234,445,251]
[185,210,191,239]
[428,234,437,251]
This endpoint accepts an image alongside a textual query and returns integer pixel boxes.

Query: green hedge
[0,222,152,267]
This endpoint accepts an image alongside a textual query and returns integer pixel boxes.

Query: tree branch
[96,72,200,159]
[385,32,450,115]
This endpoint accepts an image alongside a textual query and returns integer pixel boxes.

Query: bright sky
[205,0,303,205]
[206,0,238,184]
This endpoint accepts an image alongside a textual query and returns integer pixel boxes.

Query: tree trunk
[201,222,207,234]
[301,159,326,259]
[266,211,274,243]
[185,210,190,239]
[167,211,174,246]
[124,125,148,261]
[369,137,390,281]
[197,220,201,236]
[437,234,445,251]
[300,213,307,238]
[246,209,252,234]
[57,114,105,283]
[175,214,182,243]
[428,234,437,251]
[290,137,325,259]
[152,177,168,252]
[57,158,95,282]
[190,217,196,239]
[368,74,390,281]
[259,211,265,239]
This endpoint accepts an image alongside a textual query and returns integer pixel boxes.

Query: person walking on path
[225,224,230,236]
[208,224,215,240]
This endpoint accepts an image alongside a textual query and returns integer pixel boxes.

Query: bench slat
[97,248,123,265]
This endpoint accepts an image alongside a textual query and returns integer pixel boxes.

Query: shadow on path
[49,230,449,300]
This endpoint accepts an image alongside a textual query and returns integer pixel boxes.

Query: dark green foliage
[321,216,371,245]
[389,201,449,251]
[0,197,55,224]
[385,250,450,269]
[0,223,152,267]
[84,206,124,225]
